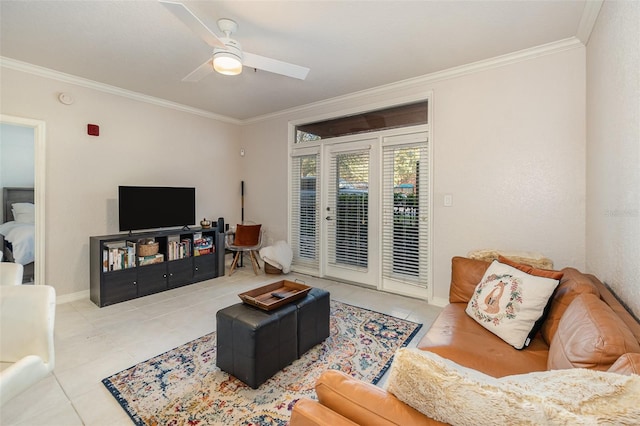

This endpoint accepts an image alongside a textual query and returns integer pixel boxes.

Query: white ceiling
[0,1,590,121]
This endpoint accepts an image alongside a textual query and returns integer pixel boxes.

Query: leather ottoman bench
[293,287,330,357]
[216,302,298,389]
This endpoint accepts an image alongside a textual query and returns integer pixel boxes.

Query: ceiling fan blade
[160,0,225,49]
[243,52,310,80]
[182,58,214,82]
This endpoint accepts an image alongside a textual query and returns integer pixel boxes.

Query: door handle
[325,216,333,221]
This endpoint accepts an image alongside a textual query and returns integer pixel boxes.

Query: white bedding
[0,221,35,265]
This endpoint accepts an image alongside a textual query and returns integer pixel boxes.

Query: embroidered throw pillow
[465,260,560,349]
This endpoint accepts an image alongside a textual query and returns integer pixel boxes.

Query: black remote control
[271,292,288,299]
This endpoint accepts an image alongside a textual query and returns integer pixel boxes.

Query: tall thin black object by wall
[240,181,245,267]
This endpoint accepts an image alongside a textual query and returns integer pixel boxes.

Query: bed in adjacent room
[1,187,35,283]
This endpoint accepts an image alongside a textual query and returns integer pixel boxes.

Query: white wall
[0,123,35,194]
[238,118,290,246]
[0,68,241,296]
[586,0,640,317]
[0,42,597,307]
[242,47,587,302]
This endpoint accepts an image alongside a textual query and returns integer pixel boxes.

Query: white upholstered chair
[0,263,24,286]
[0,285,56,406]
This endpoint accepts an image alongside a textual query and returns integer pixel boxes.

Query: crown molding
[244,37,584,125]
[2,35,584,127]
[577,0,604,45]
[0,56,241,125]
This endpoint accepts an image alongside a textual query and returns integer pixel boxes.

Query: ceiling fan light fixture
[213,51,243,75]
[213,38,243,76]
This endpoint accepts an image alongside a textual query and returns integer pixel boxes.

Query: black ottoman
[294,288,330,357]
[216,303,298,389]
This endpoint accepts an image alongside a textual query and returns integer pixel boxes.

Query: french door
[323,140,378,287]
[290,128,430,299]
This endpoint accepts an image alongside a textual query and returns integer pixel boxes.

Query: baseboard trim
[56,289,89,305]
[429,296,449,308]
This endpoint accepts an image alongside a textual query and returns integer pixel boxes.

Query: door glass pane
[296,101,427,142]
[382,143,429,285]
[291,154,319,269]
[328,150,369,269]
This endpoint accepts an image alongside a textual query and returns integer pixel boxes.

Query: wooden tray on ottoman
[239,280,311,311]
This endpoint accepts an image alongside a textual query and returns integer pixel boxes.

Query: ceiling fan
[160,1,310,81]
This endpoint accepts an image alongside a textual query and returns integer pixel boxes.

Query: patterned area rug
[102,300,422,426]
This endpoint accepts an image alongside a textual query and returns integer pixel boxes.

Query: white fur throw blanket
[467,249,554,269]
[258,240,293,273]
[386,348,640,425]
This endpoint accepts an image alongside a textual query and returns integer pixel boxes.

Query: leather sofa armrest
[315,370,446,426]
[608,353,640,375]
[290,398,358,426]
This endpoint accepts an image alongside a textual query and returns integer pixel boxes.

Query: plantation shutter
[381,141,429,286]
[290,150,320,271]
[327,148,370,269]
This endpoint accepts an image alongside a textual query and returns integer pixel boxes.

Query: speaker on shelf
[217,217,225,233]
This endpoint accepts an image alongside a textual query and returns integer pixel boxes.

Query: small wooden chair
[227,224,263,275]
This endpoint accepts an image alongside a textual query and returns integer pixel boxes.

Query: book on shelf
[167,235,179,261]
[138,253,164,266]
[103,241,136,271]
[166,235,193,261]
[181,238,192,258]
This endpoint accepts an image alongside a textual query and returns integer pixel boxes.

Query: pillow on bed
[11,203,35,224]
[11,203,34,214]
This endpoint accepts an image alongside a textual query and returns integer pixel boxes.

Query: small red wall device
[87,124,99,136]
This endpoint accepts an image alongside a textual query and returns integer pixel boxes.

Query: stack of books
[167,235,193,260]
[138,253,164,266]
[103,241,136,271]
[193,232,214,256]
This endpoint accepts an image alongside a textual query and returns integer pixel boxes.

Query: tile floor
[1,263,442,426]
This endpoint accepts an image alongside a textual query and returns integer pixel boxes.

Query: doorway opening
[0,115,46,285]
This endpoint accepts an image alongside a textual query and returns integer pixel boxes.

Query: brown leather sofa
[290,257,640,425]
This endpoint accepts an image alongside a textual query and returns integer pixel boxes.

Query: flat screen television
[118,186,196,232]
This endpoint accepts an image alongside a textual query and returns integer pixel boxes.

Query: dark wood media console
[90,227,225,307]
